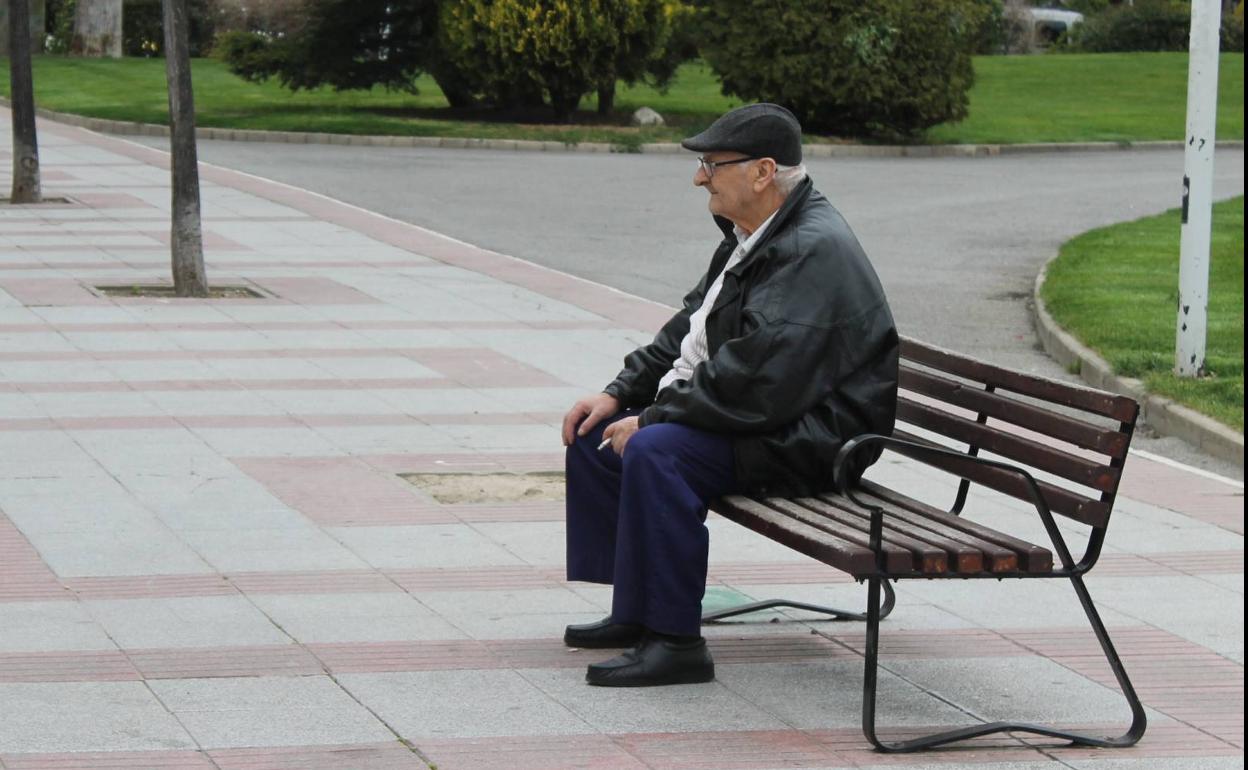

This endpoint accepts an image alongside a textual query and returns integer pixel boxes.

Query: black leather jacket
[603,177,899,496]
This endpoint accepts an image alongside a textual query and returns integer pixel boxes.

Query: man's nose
[694,166,710,187]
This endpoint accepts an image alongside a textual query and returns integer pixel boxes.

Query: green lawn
[1,52,1243,146]
[1041,197,1245,432]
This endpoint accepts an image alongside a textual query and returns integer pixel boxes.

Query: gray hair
[773,163,808,196]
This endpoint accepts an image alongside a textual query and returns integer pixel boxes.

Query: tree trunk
[0,0,46,57]
[7,0,41,204]
[597,81,615,116]
[162,0,207,297]
[71,0,122,57]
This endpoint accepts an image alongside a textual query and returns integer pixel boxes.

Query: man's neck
[733,191,786,236]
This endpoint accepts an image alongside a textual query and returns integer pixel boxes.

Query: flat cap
[681,103,802,166]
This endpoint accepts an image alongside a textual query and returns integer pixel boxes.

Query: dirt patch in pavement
[400,472,565,504]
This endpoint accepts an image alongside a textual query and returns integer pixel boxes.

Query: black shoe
[585,636,714,687]
[564,617,645,649]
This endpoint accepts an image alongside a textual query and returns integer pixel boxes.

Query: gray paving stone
[892,578,1141,630]
[84,596,289,649]
[338,670,593,739]
[309,424,459,454]
[723,583,976,631]
[468,521,568,566]
[717,660,976,728]
[884,657,1172,726]
[369,388,513,415]
[707,516,826,564]
[148,675,394,748]
[192,426,346,457]
[0,682,196,753]
[430,423,557,452]
[248,593,468,643]
[0,602,117,653]
[520,666,790,734]
[178,527,371,572]
[1067,759,1246,770]
[1088,575,1245,661]
[24,525,212,577]
[327,524,527,569]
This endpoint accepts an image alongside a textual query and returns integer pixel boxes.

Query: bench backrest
[892,337,1140,530]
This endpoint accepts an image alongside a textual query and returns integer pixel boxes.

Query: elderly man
[560,103,898,687]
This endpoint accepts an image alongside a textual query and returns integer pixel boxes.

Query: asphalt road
[139,137,1245,477]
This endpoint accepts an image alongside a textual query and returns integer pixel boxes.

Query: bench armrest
[834,434,1085,574]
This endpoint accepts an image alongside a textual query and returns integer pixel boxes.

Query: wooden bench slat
[897,398,1121,492]
[713,496,882,575]
[890,430,1112,528]
[854,481,1055,573]
[817,491,1020,573]
[900,337,1139,423]
[900,365,1131,459]
[764,498,942,573]
[804,496,985,574]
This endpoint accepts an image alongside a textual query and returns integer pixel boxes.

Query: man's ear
[754,158,777,191]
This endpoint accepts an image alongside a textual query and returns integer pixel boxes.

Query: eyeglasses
[695,156,755,178]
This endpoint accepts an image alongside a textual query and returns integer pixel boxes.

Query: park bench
[704,336,1148,752]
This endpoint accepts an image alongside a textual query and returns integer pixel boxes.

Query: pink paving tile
[407,347,566,387]
[232,457,451,526]
[362,451,564,475]
[209,743,426,770]
[0,651,139,683]
[0,750,214,770]
[127,644,324,679]
[0,278,109,307]
[615,729,843,770]
[416,735,646,770]
[70,192,156,209]
[0,514,69,602]
[226,570,400,596]
[142,230,250,252]
[386,565,565,592]
[259,276,382,305]
[1120,455,1244,534]
[62,574,237,601]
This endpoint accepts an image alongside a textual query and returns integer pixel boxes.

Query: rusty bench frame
[704,337,1148,753]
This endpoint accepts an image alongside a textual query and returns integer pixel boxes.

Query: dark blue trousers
[565,410,738,637]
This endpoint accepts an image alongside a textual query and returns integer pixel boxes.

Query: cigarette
[597,438,611,451]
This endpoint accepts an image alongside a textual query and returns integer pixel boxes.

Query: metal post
[1175,0,1222,377]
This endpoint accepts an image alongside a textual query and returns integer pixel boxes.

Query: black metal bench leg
[702,580,896,623]
[861,573,1147,752]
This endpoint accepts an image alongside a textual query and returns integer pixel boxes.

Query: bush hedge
[699,0,988,140]
[437,0,672,120]
[1065,0,1245,53]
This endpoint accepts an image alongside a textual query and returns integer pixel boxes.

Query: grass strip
[1041,196,1244,432]
[1,52,1242,146]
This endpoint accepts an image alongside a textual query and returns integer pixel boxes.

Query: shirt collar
[733,208,780,257]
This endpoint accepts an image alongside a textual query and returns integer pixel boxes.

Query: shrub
[438,0,672,121]
[218,0,438,92]
[123,0,220,57]
[1064,0,1191,52]
[699,0,988,140]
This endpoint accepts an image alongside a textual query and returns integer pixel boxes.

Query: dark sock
[651,631,702,645]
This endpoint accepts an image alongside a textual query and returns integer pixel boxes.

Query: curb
[12,100,1245,157]
[1032,261,1245,468]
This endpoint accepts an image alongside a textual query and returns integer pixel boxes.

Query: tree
[162,0,207,296]
[439,0,672,121]
[72,0,123,57]
[700,0,987,140]
[218,0,439,93]
[0,0,46,57]
[7,0,41,203]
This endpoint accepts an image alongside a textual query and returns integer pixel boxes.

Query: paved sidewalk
[0,115,1242,770]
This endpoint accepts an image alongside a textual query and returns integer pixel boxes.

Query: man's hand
[561,393,621,446]
[602,416,641,456]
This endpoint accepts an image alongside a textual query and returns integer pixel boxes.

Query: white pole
[1176,0,1222,377]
